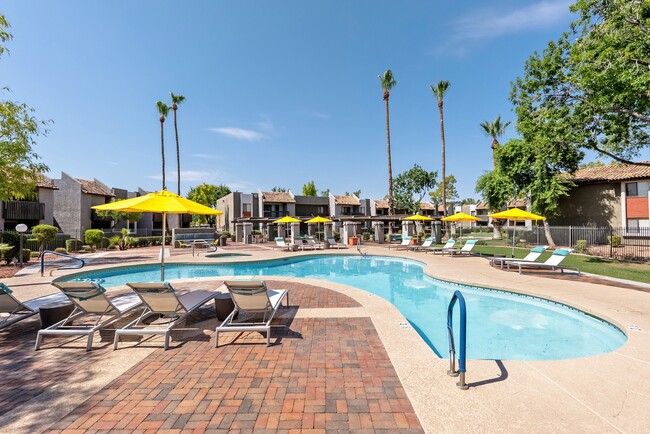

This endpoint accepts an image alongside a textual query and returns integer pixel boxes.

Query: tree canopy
[511,0,650,165]
[187,183,230,225]
[302,181,317,196]
[428,174,457,213]
[0,15,49,201]
[394,164,437,213]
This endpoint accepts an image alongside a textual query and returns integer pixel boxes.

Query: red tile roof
[36,175,58,190]
[374,199,389,209]
[419,202,435,210]
[262,191,295,203]
[334,195,360,205]
[570,161,650,183]
[75,179,114,196]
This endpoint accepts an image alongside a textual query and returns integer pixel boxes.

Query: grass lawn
[468,244,650,284]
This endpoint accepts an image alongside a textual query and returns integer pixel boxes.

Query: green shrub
[84,229,105,251]
[82,245,93,252]
[608,235,622,248]
[31,224,59,252]
[54,247,67,254]
[362,232,371,241]
[66,239,83,252]
[574,240,588,253]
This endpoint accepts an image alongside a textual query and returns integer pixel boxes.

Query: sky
[3,0,605,202]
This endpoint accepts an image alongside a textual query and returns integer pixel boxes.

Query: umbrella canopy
[441,212,480,222]
[305,216,332,224]
[92,190,222,280]
[488,208,545,257]
[402,214,434,221]
[272,216,301,224]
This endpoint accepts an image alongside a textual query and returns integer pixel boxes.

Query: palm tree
[430,81,450,218]
[379,69,397,219]
[480,115,511,168]
[480,115,511,239]
[170,92,186,195]
[156,101,170,190]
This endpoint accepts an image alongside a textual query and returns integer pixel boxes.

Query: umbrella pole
[511,219,515,258]
[161,212,166,281]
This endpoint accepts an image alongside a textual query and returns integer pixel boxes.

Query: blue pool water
[61,255,627,360]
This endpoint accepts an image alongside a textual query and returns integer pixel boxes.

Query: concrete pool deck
[1,243,649,433]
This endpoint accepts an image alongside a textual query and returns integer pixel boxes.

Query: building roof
[262,191,295,203]
[419,202,435,210]
[569,161,650,183]
[507,198,528,208]
[75,178,114,196]
[374,199,389,209]
[475,201,489,210]
[36,175,58,190]
[334,195,360,205]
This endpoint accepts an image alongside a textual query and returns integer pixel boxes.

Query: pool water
[62,255,627,360]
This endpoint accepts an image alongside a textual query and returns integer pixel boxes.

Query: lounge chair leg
[86,333,94,351]
[113,333,120,350]
[266,327,271,347]
[215,331,219,348]
[164,333,170,351]
[35,333,43,351]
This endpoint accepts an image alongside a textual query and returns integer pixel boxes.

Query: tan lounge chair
[114,282,218,350]
[215,280,288,347]
[508,248,580,275]
[35,281,142,351]
[0,282,68,329]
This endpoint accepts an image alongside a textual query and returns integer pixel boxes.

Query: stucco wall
[551,182,621,226]
[53,173,82,238]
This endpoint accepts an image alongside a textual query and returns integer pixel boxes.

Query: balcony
[2,200,44,221]
[263,211,290,219]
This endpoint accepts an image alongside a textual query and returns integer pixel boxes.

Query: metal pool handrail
[447,290,469,390]
[40,250,85,276]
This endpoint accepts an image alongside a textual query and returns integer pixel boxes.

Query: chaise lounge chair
[426,238,456,255]
[300,236,322,250]
[215,280,288,347]
[507,248,580,275]
[274,237,291,251]
[0,282,69,329]
[35,281,143,351]
[326,237,347,249]
[490,245,549,269]
[408,237,434,251]
[388,236,413,250]
[114,282,218,350]
[443,239,478,256]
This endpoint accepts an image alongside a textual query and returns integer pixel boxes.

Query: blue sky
[4,1,594,201]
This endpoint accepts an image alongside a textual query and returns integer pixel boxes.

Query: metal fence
[516,226,650,261]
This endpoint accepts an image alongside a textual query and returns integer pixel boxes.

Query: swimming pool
[61,255,627,360]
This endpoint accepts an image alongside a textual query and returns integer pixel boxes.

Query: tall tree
[302,181,317,196]
[170,92,185,195]
[430,80,450,216]
[379,69,397,217]
[271,186,287,192]
[480,115,511,168]
[479,115,511,237]
[319,189,330,197]
[156,101,170,190]
[475,170,514,240]
[394,164,437,214]
[187,183,231,225]
[429,175,458,215]
[511,0,650,166]
[0,15,49,201]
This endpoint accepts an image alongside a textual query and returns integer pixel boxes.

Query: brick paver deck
[2,280,423,433]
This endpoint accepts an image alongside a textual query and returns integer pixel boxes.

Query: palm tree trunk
[543,220,556,249]
[160,120,166,190]
[385,97,394,235]
[438,102,446,232]
[491,139,499,168]
[173,108,181,195]
[492,217,503,240]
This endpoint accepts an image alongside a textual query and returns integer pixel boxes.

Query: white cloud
[209,127,265,141]
[257,116,275,132]
[441,0,572,53]
[190,153,222,160]
[148,169,222,183]
[298,109,330,120]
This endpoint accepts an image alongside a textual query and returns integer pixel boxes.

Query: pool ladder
[40,250,85,276]
[447,290,469,390]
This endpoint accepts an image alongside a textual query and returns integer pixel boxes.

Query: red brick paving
[2,280,423,433]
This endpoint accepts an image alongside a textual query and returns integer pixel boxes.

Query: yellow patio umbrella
[442,212,481,242]
[488,208,545,257]
[272,215,301,240]
[402,214,434,221]
[305,216,332,242]
[92,189,222,280]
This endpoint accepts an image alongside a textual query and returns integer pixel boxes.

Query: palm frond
[156,101,170,117]
[379,69,397,91]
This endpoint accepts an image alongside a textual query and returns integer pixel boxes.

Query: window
[626,219,650,233]
[626,183,638,197]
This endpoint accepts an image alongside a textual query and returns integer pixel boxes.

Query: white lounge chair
[491,246,549,269]
[114,282,218,350]
[35,281,143,351]
[326,237,347,249]
[408,237,434,251]
[388,236,413,250]
[426,238,456,255]
[300,236,322,250]
[444,239,478,256]
[274,237,291,251]
[215,280,288,347]
[0,282,69,329]
[508,248,580,275]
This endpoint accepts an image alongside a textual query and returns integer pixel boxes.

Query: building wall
[216,192,237,231]
[552,182,621,226]
[39,187,55,226]
[53,172,82,238]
